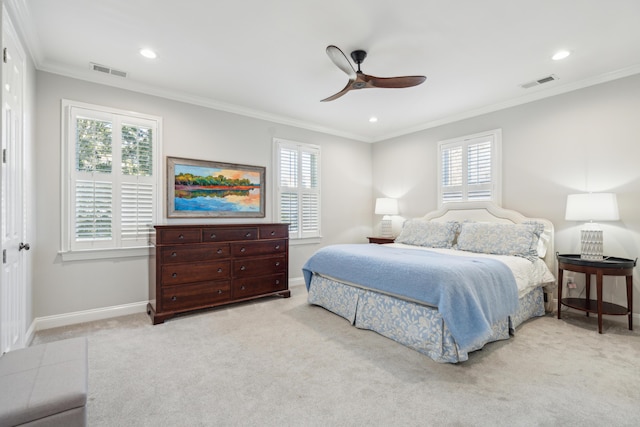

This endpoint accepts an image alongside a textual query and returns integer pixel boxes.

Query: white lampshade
[374,198,399,216]
[565,193,619,222]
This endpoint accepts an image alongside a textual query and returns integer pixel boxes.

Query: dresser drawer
[160,244,230,264]
[232,256,286,278]
[259,225,288,239]
[231,240,287,257]
[161,281,231,311]
[161,261,230,285]
[156,228,202,244]
[202,227,258,242]
[233,274,287,299]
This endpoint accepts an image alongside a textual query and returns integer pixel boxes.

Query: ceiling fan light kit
[321,45,426,102]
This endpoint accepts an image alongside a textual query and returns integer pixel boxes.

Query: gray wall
[34,71,372,319]
[373,73,640,313]
[33,69,640,323]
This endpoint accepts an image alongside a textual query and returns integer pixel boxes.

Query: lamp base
[380,219,393,238]
[580,229,603,260]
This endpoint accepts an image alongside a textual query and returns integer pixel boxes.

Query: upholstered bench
[0,337,88,427]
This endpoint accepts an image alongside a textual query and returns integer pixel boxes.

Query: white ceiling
[15,0,640,142]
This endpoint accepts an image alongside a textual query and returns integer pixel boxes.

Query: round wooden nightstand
[556,253,636,333]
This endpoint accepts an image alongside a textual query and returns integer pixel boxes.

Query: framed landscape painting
[167,157,265,218]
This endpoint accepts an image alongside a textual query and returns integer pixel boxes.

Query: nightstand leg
[627,275,633,331]
[597,271,603,334]
[585,273,591,317]
[557,268,564,319]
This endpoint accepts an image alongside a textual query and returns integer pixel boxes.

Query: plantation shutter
[279,146,299,234]
[68,105,159,251]
[441,145,463,202]
[300,150,319,236]
[72,113,114,249]
[467,140,492,200]
[438,130,501,206]
[276,139,321,239]
[120,123,154,244]
[74,180,113,241]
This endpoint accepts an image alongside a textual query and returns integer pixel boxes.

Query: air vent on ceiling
[90,63,128,78]
[520,74,558,89]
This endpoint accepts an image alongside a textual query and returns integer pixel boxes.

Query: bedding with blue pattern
[302,243,519,356]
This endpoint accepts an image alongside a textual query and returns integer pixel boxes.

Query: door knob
[19,242,30,251]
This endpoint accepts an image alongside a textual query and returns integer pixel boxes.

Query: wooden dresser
[147,223,290,324]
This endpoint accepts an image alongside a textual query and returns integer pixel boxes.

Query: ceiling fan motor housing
[350,50,367,65]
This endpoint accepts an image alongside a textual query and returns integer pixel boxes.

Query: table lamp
[565,193,619,260]
[375,198,398,238]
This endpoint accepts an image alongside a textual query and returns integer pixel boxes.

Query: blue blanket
[302,244,518,354]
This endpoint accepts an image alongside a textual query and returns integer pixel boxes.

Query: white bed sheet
[387,243,555,298]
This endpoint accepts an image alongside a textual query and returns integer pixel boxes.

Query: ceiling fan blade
[320,80,355,102]
[367,75,427,89]
[326,45,357,79]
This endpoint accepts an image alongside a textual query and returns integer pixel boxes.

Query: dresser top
[153,223,288,230]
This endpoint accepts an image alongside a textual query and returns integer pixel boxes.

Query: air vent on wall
[520,74,558,89]
[90,63,128,78]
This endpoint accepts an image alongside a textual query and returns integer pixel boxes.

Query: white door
[1,9,27,354]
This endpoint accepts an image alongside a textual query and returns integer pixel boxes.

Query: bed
[302,202,556,363]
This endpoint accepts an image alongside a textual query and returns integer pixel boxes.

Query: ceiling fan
[321,45,426,102]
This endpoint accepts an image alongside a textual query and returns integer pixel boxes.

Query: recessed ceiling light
[140,48,157,59]
[552,50,571,61]
[369,117,378,123]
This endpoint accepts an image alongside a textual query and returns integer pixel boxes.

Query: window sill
[289,237,322,246]
[59,246,151,262]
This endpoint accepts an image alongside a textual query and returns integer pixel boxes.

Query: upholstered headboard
[421,202,556,276]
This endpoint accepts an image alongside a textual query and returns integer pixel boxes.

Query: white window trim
[437,128,502,208]
[273,138,322,242]
[60,99,163,261]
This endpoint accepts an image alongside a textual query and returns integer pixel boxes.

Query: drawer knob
[245,232,252,238]
[217,268,223,273]
[171,296,177,301]
[178,234,184,239]
[275,262,280,266]
[171,252,177,257]
[275,280,280,285]
[270,231,275,235]
[241,286,246,290]
[240,247,246,252]
[217,290,223,295]
[210,233,216,239]
[240,265,246,271]
[275,245,280,250]
[172,273,177,278]
[217,249,222,254]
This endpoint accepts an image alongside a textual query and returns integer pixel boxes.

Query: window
[437,129,501,206]
[61,100,162,260]
[274,138,321,240]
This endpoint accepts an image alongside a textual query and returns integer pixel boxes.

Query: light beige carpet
[32,285,640,426]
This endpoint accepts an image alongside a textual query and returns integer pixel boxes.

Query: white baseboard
[28,279,308,338]
[29,301,149,334]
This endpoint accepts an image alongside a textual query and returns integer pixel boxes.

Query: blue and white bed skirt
[307,274,546,363]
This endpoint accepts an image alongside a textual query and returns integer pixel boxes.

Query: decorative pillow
[395,220,460,248]
[456,221,544,261]
[523,220,549,258]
